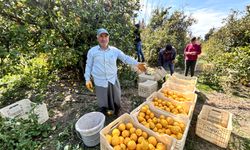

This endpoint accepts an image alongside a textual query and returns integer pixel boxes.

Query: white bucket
[75,112,105,147]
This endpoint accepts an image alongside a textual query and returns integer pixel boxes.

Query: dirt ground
[43,70,250,150]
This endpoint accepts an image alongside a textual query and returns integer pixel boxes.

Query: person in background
[134,24,145,62]
[158,44,176,75]
[84,28,146,116]
[184,37,202,77]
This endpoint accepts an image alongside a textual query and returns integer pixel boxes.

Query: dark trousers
[185,60,197,77]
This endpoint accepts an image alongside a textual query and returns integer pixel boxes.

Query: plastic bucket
[75,112,105,147]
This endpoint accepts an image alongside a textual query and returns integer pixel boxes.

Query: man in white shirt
[84,28,146,116]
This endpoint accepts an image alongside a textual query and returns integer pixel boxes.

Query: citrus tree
[141,8,195,68]
[202,6,250,88]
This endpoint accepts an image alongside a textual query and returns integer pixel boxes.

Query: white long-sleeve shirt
[84,45,138,87]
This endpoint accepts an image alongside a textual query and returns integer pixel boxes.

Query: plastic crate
[162,82,196,93]
[0,99,49,124]
[154,67,167,81]
[159,86,197,106]
[146,92,194,120]
[168,76,196,86]
[196,105,233,148]
[138,80,158,98]
[172,73,197,84]
[130,102,191,150]
[100,113,176,150]
[138,73,156,83]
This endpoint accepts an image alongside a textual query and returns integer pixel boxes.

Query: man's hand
[137,63,147,72]
[172,60,175,64]
[86,80,93,92]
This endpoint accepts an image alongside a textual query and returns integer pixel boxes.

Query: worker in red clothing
[184,37,202,77]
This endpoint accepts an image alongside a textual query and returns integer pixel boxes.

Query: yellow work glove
[86,80,93,92]
[137,63,147,72]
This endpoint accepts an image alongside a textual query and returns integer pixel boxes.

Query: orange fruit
[156,143,166,150]
[130,133,138,142]
[113,145,121,150]
[111,135,121,146]
[130,127,136,134]
[122,130,130,138]
[135,129,142,136]
[118,123,126,131]
[105,134,112,144]
[112,128,121,136]
[142,131,148,139]
[127,140,136,150]
[126,123,133,130]
[148,136,157,146]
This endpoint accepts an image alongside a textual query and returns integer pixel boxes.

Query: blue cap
[97,28,109,36]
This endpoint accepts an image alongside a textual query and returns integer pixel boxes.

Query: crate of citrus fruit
[131,103,190,150]
[146,92,194,119]
[100,113,176,150]
[159,86,197,106]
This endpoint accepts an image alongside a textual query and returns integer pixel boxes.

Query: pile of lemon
[137,105,185,140]
[161,89,192,102]
[152,97,189,115]
[105,122,166,150]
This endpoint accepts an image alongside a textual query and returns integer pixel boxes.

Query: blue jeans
[162,61,174,75]
[136,41,145,62]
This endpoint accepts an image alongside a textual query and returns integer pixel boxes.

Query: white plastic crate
[0,99,49,124]
[138,80,158,98]
[154,67,167,81]
[168,76,196,86]
[159,86,197,106]
[146,92,194,120]
[138,73,156,83]
[162,81,196,93]
[172,73,197,84]
[130,102,191,150]
[196,105,233,148]
[100,113,176,150]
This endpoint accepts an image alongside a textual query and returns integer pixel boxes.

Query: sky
[136,0,250,38]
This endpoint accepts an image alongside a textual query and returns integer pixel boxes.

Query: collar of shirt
[98,45,110,51]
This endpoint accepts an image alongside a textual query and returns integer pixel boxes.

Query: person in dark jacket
[158,44,176,75]
[184,37,202,77]
[134,24,145,62]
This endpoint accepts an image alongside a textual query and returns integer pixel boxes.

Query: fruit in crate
[161,89,192,102]
[105,121,166,149]
[137,105,186,140]
[152,97,189,115]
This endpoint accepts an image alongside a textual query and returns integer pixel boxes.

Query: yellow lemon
[105,134,112,144]
[135,129,142,136]
[130,133,138,142]
[148,136,157,146]
[122,130,130,138]
[142,131,148,139]
[111,135,121,146]
[126,123,134,130]
[112,128,121,136]
[118,123,126,131]
[127,140,136,150]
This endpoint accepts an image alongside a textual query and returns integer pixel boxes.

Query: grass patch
[197,82,222,92]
